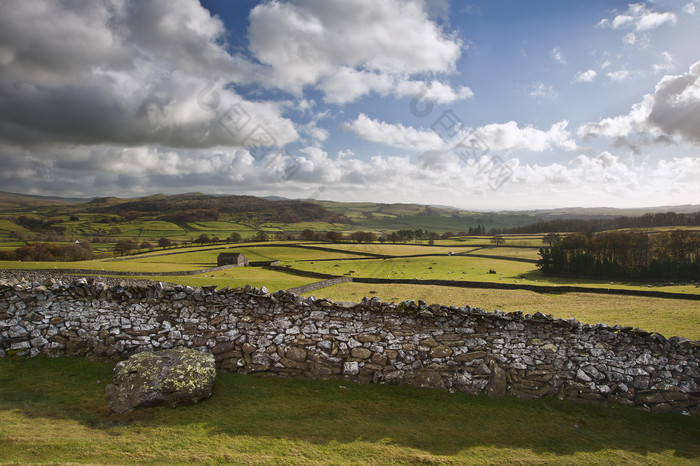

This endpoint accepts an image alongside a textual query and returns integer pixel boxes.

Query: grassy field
[303,283,700,339]
[1,357,698,465]
[285,253,699,295]
[96,268,318,292]
[2,241,698,296]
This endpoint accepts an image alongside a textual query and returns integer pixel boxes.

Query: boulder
[106,348,216,414]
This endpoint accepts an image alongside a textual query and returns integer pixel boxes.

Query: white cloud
[653,51,674,73]
[684,2,697,15]
[551,47,566,64]
[343,115,579,154]
[577,96,652,141]
[248,0,466,102]
[647,60,700,144]
[607,69,630,81]
[394,80,474,104]
[575,69,598,83]
[471,121,578,153]
[599,3,677,32]
[300,121,329,145]
[529,82,558,99]
[3,140,697,209]
[579,60,700,145]
[342,114,444,151]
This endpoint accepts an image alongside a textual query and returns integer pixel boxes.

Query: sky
[0,0,699,210]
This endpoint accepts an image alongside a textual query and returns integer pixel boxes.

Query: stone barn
[217,253,249,267]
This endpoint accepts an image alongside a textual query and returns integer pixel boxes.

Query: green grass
[98,267,317,292]
[1,357,698,464]
[3,242,698,295]
[303,283,700,339]
[0,218,27,232]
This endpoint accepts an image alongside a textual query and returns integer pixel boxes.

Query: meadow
[302,283,700,340]
[1,357,698,465]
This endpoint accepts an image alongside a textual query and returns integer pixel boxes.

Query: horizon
[3,189,699,215]
[0,1,698,209]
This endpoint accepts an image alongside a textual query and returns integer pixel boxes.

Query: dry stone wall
[1,277,698,414]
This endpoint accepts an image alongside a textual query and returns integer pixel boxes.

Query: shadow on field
[2,357,699,460]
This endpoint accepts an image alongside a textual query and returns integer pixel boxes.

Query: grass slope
[1,357,698,464]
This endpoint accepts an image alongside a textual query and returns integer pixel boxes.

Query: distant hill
[514,205,700,218]
[88,193,352,224]
[0,191,697,234]
[0,191,89,211]
[0,191,351,225]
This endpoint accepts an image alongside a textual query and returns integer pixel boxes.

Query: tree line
[537,230,700,280]
[506,211,700,234]
[0,241,95,262]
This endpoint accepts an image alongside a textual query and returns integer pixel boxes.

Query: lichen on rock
[106,348,216,414]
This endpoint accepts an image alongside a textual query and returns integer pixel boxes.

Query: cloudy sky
[0,0,699,209]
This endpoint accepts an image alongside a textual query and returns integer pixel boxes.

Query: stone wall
[1,277,698,414]
[286,276,353,295]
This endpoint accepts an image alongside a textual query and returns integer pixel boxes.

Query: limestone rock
[106,348,216,414]
[487,361,507,397]
[430,345,453,358]
[414,370,446,390]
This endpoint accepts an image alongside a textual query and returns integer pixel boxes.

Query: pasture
[303,283,700,340]
[1,357,698,465]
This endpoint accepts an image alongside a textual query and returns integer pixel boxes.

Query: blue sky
[0,1,698,209]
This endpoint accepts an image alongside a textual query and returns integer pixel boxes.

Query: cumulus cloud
[247,0,468,102]
[342,114,444,151]
[647,61,700,143]
[343,115,579,154]
[394,80,474,104]
[579,60,700,145]
[598,3,677,32]
[471,121,579,153]
[0,0,297,150]
[575,69,598,83]
[2,139,697,209]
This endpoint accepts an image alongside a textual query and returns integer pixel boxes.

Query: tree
[542,233,562,247]
[140,241,154,251]
[255,230,269,242]
[158,237,172,249]
[227,232,242,243]
[325,231,344,242]
[195,234,211,245]
[114,239,135,256]
[300,229,315,241]
[490,234,506,246]
[9,230,26,242]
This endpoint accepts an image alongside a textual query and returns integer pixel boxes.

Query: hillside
[0,191,88,211]
[0,191,698,240]
[86,193,351,224]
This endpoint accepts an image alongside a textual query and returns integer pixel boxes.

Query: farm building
[217,253,249,267]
